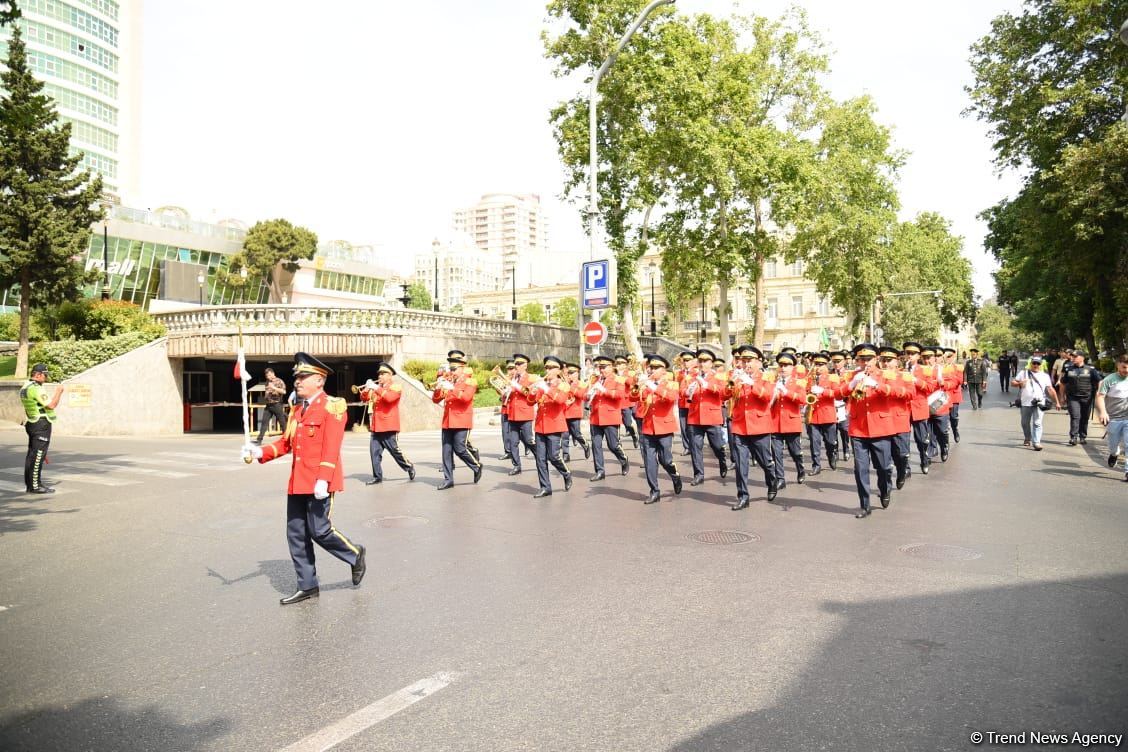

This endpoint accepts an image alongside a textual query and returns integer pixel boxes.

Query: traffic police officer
[20,363,64,494]
[358,362,416,484]
[1058,351,1101,445]
[243,353,366,604]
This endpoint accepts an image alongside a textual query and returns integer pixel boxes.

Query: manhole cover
[688,530,759,545]
[364,515,429,529]
[899,543,983,561]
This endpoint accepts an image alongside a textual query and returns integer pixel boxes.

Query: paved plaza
[0,389,1125,751]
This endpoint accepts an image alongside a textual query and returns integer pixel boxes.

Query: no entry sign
[583,321,607,346]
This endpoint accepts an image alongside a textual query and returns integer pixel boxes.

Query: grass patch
[0,355,17,379]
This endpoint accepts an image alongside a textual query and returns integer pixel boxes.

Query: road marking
[68,461,193,479]
[0,468,138,487]
[0,480,72,496]
[120,455,243,472]
[277,671,460,752]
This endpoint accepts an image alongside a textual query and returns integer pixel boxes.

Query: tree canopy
[223,218,317,303]
[403,281,432,311]
[518,301,547,324]
[551,296,579,328]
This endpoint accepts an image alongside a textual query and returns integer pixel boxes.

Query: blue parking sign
[582,260,611,309]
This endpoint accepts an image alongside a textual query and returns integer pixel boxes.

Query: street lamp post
[1120,19,1128,121]
[700,291,706,344]
[648,261,657,336]
[433,257,440,313]
[101,218,110,300]
[197,273,205,307]
[511,269,517,321]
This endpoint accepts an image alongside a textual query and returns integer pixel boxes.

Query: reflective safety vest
[20,380,56,423]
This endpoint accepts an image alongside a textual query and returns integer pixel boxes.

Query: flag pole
[238,325,252,463]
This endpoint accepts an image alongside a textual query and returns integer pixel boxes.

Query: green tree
[879,297,942,348]
[517,301,547,324]
[974,302,1039,356]
[0,27,103,378]
[1,1,20,26]
[551,296,579,327]
[223,218,317,303]
[403,281,432,311]
[968,1,1128,352]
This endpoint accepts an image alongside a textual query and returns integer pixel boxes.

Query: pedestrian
[493,360,516,463]
[530,356,573,498]
[20,363,64,494]
[882,346,915,490]
[1057,351,1101,446]
[685,348,729,485]
[254,367,288,444]
[243,352,366,605]
[1095,353,1128,481]
[998,350,1013,393]
[830,350,852,462]
[433,350,482,489]
[358,362,416,484]
[615,356,641,448]
[636,354,684,505]
[945,347,965,443]
[1012,355,1059,450]
[905,344,937,474]
[587,354,630,480]
[964,349,988,410]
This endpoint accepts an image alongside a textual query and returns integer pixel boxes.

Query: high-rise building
[0,0,142,203]
[452,193,549,288]
[414,233,502,312]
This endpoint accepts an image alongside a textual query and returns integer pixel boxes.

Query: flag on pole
[234,345,252,383]
[819,327,830,349]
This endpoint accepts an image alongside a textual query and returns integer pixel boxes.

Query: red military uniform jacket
[676,368,692,411]
[947,362,965,406]
[909,364,936,422]
[534,380,570,434]
[890,370,914,434]
[359,383,403,432]
[640,375,679,435]
[847,369,909,439]
[432,373,476,429]
[687,369,727,426]
[730,372,775,436]
[509,372,538,422]
[771,374,808,434]
[259,391,346,494]
[809,372,846,425]
[921,363,960,417]
[589,375,626,426]
[564,380,586,420]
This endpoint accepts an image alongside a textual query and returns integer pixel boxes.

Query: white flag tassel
[236,328,253,462]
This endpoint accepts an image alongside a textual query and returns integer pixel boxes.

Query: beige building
[413,232,502,312]
[463,282,577,321]
[452,193,549,288]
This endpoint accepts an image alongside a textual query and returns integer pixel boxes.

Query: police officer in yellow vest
[20,363,64,494]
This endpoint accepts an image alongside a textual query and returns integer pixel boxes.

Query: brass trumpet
[805,392,818,406]
[350,379,377,394]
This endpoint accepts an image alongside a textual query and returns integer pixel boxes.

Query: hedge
[29,331,162,381]
[403,358,513,409]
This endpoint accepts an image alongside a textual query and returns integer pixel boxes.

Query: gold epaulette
[326,397,347,418]
[829,374,840,383]
[615,376,626,384]
[795,378,808,387]
[901,372,914,381]
[391,384,402,392]
[559,383,571,394]
[882,369,895,379]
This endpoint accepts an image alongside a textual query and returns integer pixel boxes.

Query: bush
[0,311,51,342]
[64,300,165,340]
[29,331,162,380]
[1098,357,1115,374]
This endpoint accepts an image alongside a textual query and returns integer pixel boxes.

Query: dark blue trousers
[850,436,892,510]
[621,409,639,442]
[689,424,727,479]
[369,431,413,481]
[286,493,360,591]
[771,432,805,484]
[562,417,588,458]
[807,422,837,470]
[678,407,691,452]
[640,433,679,493]
[928,413,950,456]
[732,433,775,504]
[500,413,512,456]
[507,420,536,470]
[591,424,627,474]
[535,431,570,492]
[912,419,932,465]
[442,428,479,483]
[892,430,911,478]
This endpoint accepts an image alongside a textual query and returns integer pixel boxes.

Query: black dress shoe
[776,480,787,492]
[621,460,630,476]
[408,465,416,481]
[1109,454,1119,468]
[880,494,891,509]
[280,588,319,605]
[953,430,961,443]
[583,444,590,459]
[672,474,683,495]
[797,468,806,484]
[592,471,606,481]
[921,460,930,475]
[690,476,705,486]
[809,467,822,477]
[470,447,481,463]
[940,450,949,463]
[828,456,837,471]
[533,489,552,499]
[631,435,639,448]
[564,474,573,491]
[563,454,571,463]
[500,452,513,462]
[720,461,728,479]
[26,487,53,495]
[855,508,871,519]
[365,478,382,485]
[437,481,454,490]
[766,483,778,502]
[507,467,521,476]
[731,498,750,511]
[473,465,483,484]
[351,545,367,586]
[645,492,661,504]
[1080,437,1087,445]
[895,472,906,490]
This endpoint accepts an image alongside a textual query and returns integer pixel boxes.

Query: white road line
[118,456,243,472]
[68,461,192,479]
[155,451,238,461]
[277,672,460,752]
[0,480,72,496]
[0,468,138,487]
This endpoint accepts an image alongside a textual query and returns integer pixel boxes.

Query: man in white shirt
[1095,353,1128,481]
[1011,355,1061,451]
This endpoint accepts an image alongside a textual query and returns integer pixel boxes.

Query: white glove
[697,375,708,387]
[437,379,453,391]
[740,372,754,385]
[511,378,522,390]
[364,379,377,390]
[241,443,263,461]
[863,376,878,388]
[811,385,824,395]
[313,479,329,500]
[594,383,606,394]
[536,380,550,393]
[644,379,658,391]
[849,373,865,389]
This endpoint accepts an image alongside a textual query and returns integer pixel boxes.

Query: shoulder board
[326,397,347,417]
[828,375,840,384]
[463,367,474,375]
[882,369,895,379]
[390,384,402,392]
[901,372,914,381]
[795,379,807,387]
[615,376,626,384]
[559,383,571,394]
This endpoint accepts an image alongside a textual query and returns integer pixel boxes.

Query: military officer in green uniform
[20,363,64,494]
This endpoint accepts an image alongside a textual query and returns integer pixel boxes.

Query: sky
[138,0,1025,298]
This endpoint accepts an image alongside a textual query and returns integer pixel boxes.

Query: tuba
[489,365,509,396]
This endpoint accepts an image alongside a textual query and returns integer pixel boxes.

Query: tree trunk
[1085,331,1098,363]
[717,196,730,351]
[15,270,31,379]
[620,203,656,360]
[753,199,766,345]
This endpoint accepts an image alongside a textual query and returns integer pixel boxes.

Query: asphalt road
[1,388,1125,751]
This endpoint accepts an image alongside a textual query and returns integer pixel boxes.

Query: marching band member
[358,361,416,485]
[686,348,729,485]
[906,344,939,474]
[531,356,574,498]
[561,363,590,462]
[636,354,684,504]
[729,345,779,510]
[880,346,914,490]
[770,351,809,489]
[945,347,964,444]
[846,343,908,518]
[432,349,482,490]
[494,359,516,462]
[506,353,538,475]
[587,355,631,480]
[830,350,852,462]
[926,345,960,464]
[806,351,841,476]
[676,351,696,456]
[614,356,640,448]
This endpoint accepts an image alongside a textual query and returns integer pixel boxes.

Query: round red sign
[582,321,607,346]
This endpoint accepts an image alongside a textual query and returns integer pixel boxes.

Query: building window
[766,298,778,323]
[818,295,830,316]
[764,259,777,278]
[791,295,803,318]
[789,260,804,277]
